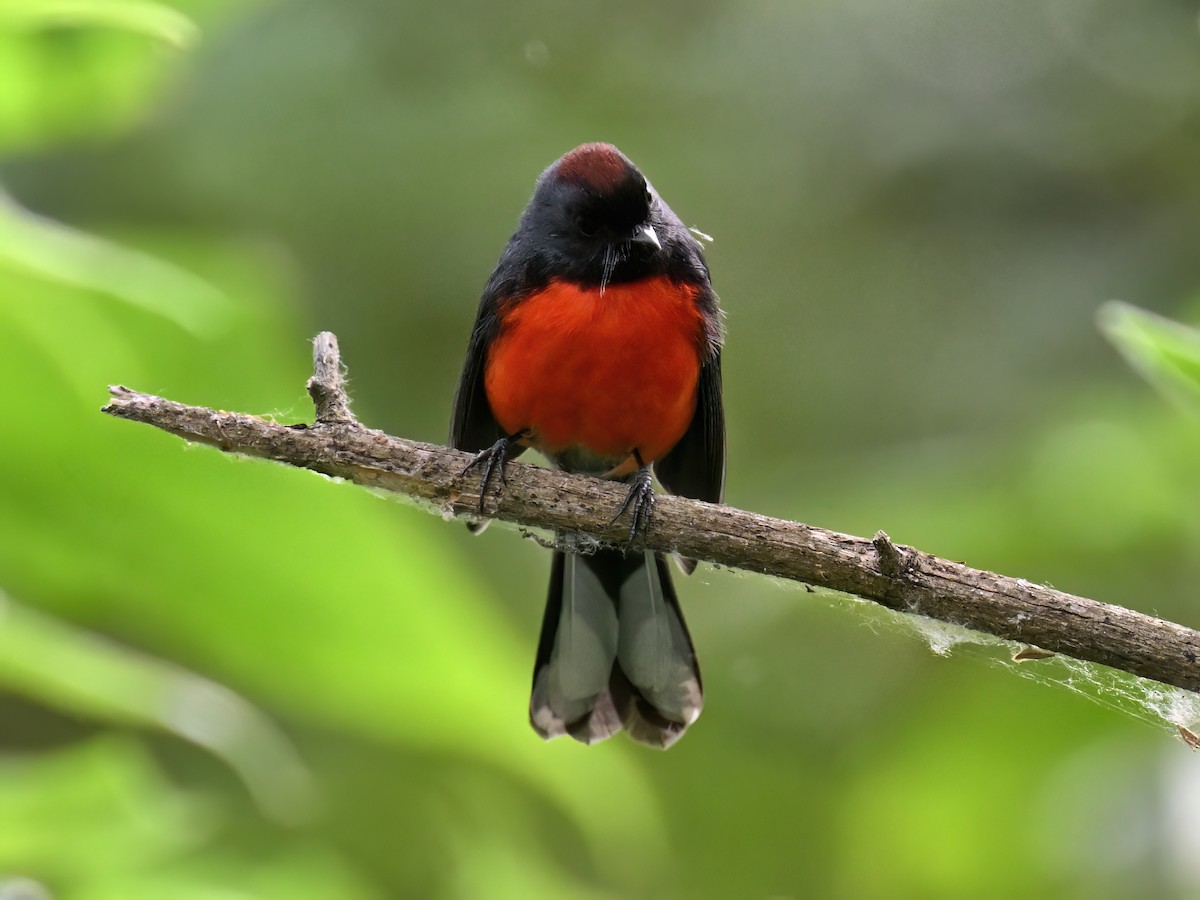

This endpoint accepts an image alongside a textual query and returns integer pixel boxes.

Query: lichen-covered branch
[102,332,1200,695]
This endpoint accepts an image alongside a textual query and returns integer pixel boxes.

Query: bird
[450,142,725,748]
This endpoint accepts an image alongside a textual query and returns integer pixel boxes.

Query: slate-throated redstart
[450,143,725,748]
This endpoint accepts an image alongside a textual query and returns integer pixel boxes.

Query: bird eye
[574,213,600,237]
[644,189,653,207]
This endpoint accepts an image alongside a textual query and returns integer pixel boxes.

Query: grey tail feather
[529,549,702,748]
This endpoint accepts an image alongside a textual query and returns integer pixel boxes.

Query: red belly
[484,276,704,467]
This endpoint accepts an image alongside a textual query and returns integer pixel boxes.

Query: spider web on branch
[818,586,1200,745]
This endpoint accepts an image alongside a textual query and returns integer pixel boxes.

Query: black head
[519,143,678,289]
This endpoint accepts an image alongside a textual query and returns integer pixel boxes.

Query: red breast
[484,275,704,470]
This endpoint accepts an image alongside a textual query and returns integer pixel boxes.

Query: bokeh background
[3,1,1200,897]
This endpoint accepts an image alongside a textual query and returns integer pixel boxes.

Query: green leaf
[0,738,204,882]
[1099,300,1200,409]
[0,189,233,337]
[0,1,199,48]
[0,2,196,151]
[0,739,379,899]
[0,589,315,825]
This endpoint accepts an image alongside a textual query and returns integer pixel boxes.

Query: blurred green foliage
[1103,302,1200,412]
[2,1,1200,898]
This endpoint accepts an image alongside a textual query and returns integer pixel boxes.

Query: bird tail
[529,549,702,749]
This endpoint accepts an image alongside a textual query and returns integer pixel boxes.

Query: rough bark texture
[102,333,1200,694]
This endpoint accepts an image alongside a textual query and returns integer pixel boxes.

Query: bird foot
[462,436,519,512]
[611,463,656,547]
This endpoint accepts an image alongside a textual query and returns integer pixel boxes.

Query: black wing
[451,227,550,453]
[449,300,505,453]
[654,348,725,505]
[451,235,541,452]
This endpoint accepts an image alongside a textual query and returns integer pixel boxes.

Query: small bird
[450,143,725,748]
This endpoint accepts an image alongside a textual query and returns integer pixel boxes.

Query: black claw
[463,436,518,512]
[611,463,656,548]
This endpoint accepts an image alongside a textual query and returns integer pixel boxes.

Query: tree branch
[102,332,1200,696]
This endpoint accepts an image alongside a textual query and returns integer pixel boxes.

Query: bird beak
[631,224,661,250]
